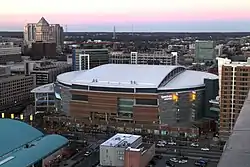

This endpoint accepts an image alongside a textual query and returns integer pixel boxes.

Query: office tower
[72,49,110,71]
[24,17,64,49]
[195,40,216,63]
[219,58,250,139]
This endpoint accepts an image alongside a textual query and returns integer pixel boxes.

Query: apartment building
[219,58,250,139]
[24,17,64,49]
[0,66,35,113]
[109,50,178,65]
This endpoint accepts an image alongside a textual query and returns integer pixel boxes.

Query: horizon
[1,0,250,31]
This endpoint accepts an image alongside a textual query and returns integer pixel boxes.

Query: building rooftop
[159,70,217,90]
[36,17,49,26]
[0,119,68,167]
[217,91,250,167]
[57,64,218,90]
[0,74,32,83]
[31,83,54,93]
[101,133,141,147]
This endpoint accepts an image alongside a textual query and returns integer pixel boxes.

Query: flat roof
[57,64,218,90]
[0,74,31,83]
[101,133,141,147]
[31,83,54,93]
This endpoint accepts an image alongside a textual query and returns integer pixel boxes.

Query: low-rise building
[0,66,35,113]
[100,133,155,167]
[0,46,22,64]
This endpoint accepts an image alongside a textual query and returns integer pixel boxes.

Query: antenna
[64,25,68,32]
[112,26,116,40]
[132,24,134,36]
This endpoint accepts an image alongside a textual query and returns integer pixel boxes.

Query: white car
[178,160,188,164]
[170,158,178,163]
[84,151,91,156]
[156,143,165,147]
[191,143,199,147]
[168,142,177,145]
[159,140,167,144]
[201,147,210,151]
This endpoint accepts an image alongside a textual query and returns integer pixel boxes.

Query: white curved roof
[31,83,54,93]
[57,70,84,86]
[57,64,218,90]
[158,70,218,90]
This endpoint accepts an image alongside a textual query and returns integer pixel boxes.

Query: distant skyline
[1,0,250,32]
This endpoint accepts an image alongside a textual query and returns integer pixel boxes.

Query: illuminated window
[190,91,196,101]
[172,93,178,102]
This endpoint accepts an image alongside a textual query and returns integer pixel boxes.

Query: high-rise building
[195,40,216,63]
[72,49,110,71]
[24,17,64,49]
[219,58,250,139]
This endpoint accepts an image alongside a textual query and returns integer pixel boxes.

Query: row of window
[71,85,157,93]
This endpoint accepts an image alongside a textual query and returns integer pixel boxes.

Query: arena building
[55,64,218,136]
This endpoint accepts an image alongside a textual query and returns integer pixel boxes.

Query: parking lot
[153,155,218,167]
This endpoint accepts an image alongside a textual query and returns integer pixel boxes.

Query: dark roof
[0,119,68,167]
[217,91,250,167]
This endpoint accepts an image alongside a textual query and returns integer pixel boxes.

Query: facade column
[47,93,49,112]
[34,93,37,112]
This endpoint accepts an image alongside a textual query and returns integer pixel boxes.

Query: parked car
[166,161,175,167]
[201,147,210,151]
[170,157,178,163]
[191,143,199,147]
[168,142,177,145]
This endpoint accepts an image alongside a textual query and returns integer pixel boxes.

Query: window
[72,94,88,101]
[89,86,134,93]
[136,99,158,106]
[136,88,157,93]
[117,151,124,155]
[118,155,124,160]
[72,84,88,90]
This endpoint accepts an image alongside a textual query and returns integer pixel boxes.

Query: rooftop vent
[24,143,35,148]
[115,137,121,140]
[130,81,137,84]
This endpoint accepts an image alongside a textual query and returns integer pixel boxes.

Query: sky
[1,0,250,32]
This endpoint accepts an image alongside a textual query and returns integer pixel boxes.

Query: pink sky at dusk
[0,0,250,31]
